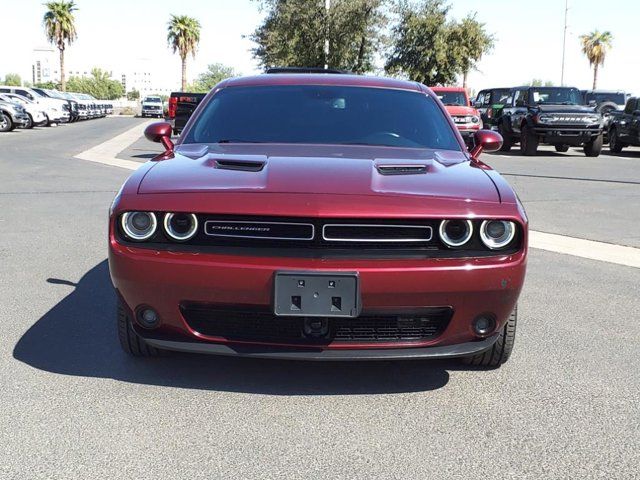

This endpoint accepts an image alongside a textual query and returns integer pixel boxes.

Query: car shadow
[606,149,640,158]
[13,261,457,395]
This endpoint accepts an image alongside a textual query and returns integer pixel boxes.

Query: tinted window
[490,89,511,104]
[434,91,468,106]
[184,85,460,150]
[584,92,625,105]
[16,90,34,101]
[530,88,582,105]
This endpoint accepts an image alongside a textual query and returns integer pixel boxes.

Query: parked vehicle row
[473,86,606,157]
[0,85,113,132]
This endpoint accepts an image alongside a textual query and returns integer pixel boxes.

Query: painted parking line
[529,231,640,268]
[74,119,154,170]
[73,124,640,268]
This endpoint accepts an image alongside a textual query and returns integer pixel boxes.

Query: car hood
[138,144,500,203]
[444,105,478,116]
[534,104,597,114]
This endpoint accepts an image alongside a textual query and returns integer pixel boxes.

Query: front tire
[24,113,34,129]
[117,299,163,357]
[520,125,538,156]
[498,123,512,151]
[462,307,518,368]
[584,133,603,157]
[609,128,623,153]
[0,113,15,132]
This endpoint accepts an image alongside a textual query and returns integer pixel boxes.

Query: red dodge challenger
[109,70,528,367]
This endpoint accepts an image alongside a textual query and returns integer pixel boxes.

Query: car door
[618,98,636,139]
[628,99,640,143]
[511,89,528,135]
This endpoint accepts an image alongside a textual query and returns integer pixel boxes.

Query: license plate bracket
[274,272,359,318]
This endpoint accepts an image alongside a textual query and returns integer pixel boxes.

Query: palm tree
[43,1,77,92]
[579,30,613,90]
[167,15,201,91]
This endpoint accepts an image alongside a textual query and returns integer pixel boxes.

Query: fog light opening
[137,307,160,329]
[472,315,496,337]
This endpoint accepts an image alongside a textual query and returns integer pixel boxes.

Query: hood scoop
[376,164,428,176]
[203,154,268,172]
[215,159,266,172]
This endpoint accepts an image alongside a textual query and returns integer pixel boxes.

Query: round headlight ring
[121,211,157,241]
[471,116,480,123]
[480,220,516,250]
[439,219,473,247]
[163,213,198,241]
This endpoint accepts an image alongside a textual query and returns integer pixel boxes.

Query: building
[30,49,175,97]
[31,47,56,84]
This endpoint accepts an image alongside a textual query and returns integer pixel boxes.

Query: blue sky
[1,0,638,94]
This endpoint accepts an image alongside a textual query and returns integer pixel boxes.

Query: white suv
[0,86,70,125]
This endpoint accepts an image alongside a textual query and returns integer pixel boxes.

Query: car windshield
[531,88,582,105]
[584,92,625,105]
[434,91,468,106]
[144,97,161,103]
[184,85,460,150]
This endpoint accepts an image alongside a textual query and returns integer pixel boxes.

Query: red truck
[431,87,481,147]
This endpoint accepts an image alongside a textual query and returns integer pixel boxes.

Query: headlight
[480,220,516,249]
[163,213,198,241]
[121,212,157,241]
[471,116,480,123]
[537,114,553,123]
[585,115,600,123]
[439,219,473,247]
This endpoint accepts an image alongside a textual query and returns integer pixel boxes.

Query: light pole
[560,0,569,86]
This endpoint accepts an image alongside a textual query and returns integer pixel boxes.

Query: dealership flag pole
[560,0,569,86]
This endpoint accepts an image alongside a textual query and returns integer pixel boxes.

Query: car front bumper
[142,108,163,116]
[532,125,602,144]
[109,235,527,359]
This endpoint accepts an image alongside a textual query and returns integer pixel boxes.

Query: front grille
[322,224,433,242]
[204,220,314,240]
[181,304,452,345]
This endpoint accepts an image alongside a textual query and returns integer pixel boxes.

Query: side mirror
[473,100,482,108]
[469,130,503,160]
[588,100,597,106]
[144,122,174,154]
[633,110,640,116]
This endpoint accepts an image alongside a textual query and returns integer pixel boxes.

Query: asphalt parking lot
[1,118,639,479]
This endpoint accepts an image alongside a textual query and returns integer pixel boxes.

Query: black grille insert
[181,304,452,345]
[322,224,433,242]
[204,220,314,240]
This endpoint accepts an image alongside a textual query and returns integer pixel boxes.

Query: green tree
[529,79,555,87]
[188,63,237,93]
[385,0,459,85]
[127,89,140,101]
[43,1,78,92]
[2,73,23,86]
[167,15,201,91]
[251,0,386,73]
[34,81,59,89]
[580,30,613,90]
[66,68,124,99]
[448,13,493,88]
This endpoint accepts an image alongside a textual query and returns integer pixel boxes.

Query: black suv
[497,86,603,156]
[474,88,511,130]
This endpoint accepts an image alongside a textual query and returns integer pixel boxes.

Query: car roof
[430,86,466,92]
[223,74,423,92]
